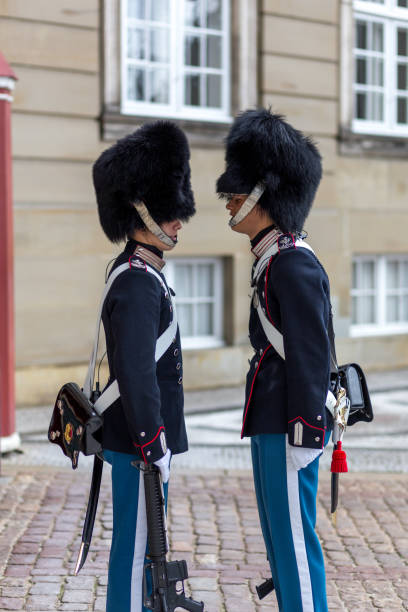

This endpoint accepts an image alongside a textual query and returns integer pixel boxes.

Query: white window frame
[353,0,408,136]
[165,257,224,349]
[351,253,408,336]
[120,0,231,123]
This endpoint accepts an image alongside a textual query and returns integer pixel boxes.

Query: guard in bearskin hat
[93,121,195,611]
[217,108,331,611]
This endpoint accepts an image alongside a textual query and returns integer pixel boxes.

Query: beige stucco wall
[2,0,407,405]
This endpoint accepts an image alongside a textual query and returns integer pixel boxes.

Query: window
[121,0,230,121]
[165,258,224,348]
[351,254,408,335]
[353,0,408,135]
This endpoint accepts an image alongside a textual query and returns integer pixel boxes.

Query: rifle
[133,461,204,612]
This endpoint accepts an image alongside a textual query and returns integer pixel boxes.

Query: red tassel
[331,441,348,473]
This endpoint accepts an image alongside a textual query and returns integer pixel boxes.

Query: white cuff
[287,443,322,471]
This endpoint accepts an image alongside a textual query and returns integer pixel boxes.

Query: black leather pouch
[338,363,373,426]
[48,382,102,469]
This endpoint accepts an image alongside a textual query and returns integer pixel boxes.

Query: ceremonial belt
[252,239,337,415]
[82,261,177,416]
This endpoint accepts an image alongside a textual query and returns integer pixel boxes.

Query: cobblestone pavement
[0,465,407,611]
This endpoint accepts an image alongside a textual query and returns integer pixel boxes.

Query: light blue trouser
[251,434,329,612]
[104,450,169,612]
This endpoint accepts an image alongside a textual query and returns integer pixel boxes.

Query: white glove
[154,448,171,483]
[287,443,322,471]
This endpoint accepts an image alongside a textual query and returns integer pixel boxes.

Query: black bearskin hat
[216,108,322,233]
[93,121,195,243]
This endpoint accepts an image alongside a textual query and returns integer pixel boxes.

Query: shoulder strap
[83,261,177,414]
[253,240,337,409]
[83,262,129,398]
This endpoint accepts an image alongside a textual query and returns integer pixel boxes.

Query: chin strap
[133,202,176,249]
[228,182,265,228]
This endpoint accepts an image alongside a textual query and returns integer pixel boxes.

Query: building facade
[0,0,407,406]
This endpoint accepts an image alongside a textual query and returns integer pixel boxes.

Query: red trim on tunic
[241,345,272,439]
[133,425,165,463]
[288,416,325,448]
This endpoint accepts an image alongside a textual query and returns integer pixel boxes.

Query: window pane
[387,261,399,289]
[398,0,408,7]
[360,296,376,323]
[178,304,193,336]
[352,296,358,324]
[185,0,202,27]
[402,296,408,321]
[197,303,213,335]
[206,35,222,68]
[372,22,383,52]
[149,69,169,103]
[206,0,222,29]
[185,74,201,105]
[128,0,146,19]
[356,58,367,84]
[356,92,367,119]
[402,262,408,287]
[150,29,169,62]
[175,264,193,297]
[372,58,383,86]
[356,21,367,50]
[127,66,145,100]
[397,64,408,90]
[185,35,201,66]
[206,74,221,107]
[196,264,214,297]
[398,28,408,57]
[397,97,408,123]
[128,27,145,59]
[371,92,384,121]
[386,296,399,322]
[150,0,169,22]
[361,261,375,289]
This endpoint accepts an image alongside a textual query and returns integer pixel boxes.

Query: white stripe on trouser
[285,436,314,611]
[130,471,147,612]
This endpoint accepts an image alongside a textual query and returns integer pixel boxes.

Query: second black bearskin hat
[93,121,195,243]
[216,108,322,233]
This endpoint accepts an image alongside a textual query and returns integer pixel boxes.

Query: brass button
[315,436,320,442]
[176,362,181,370]
[316,415,322,421]
[254,361,258,369]
[178,376,183,385]
[140,432,145,437]
[146,450,151,456]
[174,348,179,356]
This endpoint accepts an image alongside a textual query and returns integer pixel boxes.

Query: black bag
[338,363,373,426]
[48,383,102,469]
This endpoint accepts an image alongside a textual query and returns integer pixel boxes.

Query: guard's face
[159,219,183,250]
[225,194,253,234]
[226,194,248,219]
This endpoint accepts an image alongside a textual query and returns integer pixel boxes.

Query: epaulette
[277,234,296,252]
[129,255,147,271]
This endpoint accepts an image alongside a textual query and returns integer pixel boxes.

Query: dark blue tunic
[243,237,332,449]
[101,240,188,462]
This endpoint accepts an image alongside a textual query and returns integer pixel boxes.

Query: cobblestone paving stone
[0,466,407,611]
